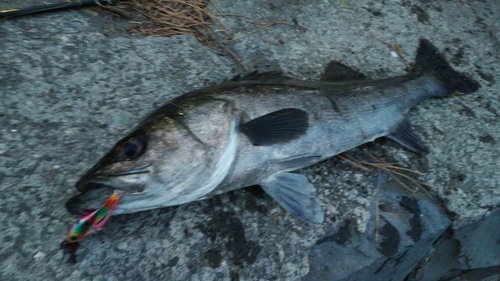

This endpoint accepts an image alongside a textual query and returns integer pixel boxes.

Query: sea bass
[66,39,479,224]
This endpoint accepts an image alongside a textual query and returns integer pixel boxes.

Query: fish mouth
[66,166,150,215]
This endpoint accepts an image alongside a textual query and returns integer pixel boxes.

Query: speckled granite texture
[0,0,499,280]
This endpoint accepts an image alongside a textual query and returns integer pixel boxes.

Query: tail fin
[415,39,480,96]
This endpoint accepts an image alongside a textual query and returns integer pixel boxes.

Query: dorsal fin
[321,61,367,82]
[228,71,290,82]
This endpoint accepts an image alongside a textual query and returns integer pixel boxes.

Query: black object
[0,0,116,19]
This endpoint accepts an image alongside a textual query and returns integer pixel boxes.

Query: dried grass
[112,0,217,46]
[96,0,306,71]
[338,149,435,198]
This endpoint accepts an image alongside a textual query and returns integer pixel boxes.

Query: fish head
[66,99,239,215]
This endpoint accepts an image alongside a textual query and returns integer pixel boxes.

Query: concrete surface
[1,0,499,280]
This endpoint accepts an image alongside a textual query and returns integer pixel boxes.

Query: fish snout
[68,170,151,215]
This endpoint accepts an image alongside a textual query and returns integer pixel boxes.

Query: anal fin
[260,173,324,225]
[240,108,308,146]
[387,120,428,153]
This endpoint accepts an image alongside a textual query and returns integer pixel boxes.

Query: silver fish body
[66,39,479,224]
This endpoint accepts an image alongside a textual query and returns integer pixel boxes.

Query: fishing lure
[60,190,122,263]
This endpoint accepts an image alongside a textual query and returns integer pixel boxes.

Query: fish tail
[415,39,480,96]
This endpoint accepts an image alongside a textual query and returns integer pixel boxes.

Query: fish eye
[123,142,138,157]
[114,136,146,162]
[69,235,78,242]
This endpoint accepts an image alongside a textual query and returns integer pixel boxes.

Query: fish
[65,39,479,225]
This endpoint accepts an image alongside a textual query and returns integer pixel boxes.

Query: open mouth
[66,166,151,215]
[75,166,151,193]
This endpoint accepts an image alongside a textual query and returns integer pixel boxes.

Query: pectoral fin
[387,120,429,153]
[260,173,324,225]
[240,108,308,146]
